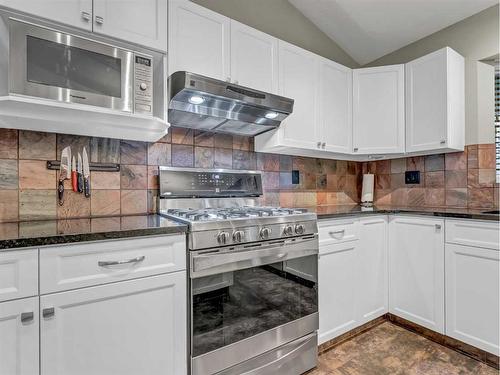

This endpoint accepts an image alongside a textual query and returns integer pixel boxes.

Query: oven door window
[191,255,318,357]
[26,36,122,98]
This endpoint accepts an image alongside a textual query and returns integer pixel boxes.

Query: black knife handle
[84,177,90,198]
[58,180,64,206]
[77,173,84,193]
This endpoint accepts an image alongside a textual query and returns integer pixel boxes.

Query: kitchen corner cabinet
[0,297,39,375]
[405,47,464,154]
[0,0,93,31]
[389,216,445,333]
[41,272,187,375]
[352,65,405,156]
[357,216,388,325]
[0,0,167,51]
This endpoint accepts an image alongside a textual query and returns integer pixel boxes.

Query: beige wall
[190,0,359,68]
[366,5,500,145]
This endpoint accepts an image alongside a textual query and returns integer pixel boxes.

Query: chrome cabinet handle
[42,307,55,318]
[435,224,442,230]
[21,312,34,323]
[317,142,321,148]
[322,142,326,148]
[98,256,145,267]
[81,11,91,21]
[440,139,446,144]
[95,16,104,25]
[353,147,358,152]
[329,229,345,236]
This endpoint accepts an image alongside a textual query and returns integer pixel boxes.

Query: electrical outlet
[405,171,420,184]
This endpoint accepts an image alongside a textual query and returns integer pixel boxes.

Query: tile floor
[308,322,498,375]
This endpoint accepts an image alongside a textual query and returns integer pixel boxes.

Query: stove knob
[283,225,294,236]
[260,227,272,239]
[233,230,245,243]
[295,224,305,235]
[217,231,230,245]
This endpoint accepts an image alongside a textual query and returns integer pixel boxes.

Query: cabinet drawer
[318,218,359,248]
[40,234,186,294]
[446,220,499,250]
[0,249,38,303]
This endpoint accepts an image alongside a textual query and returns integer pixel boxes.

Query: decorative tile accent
[147,142,171,166]
[0,159,18,189]
[91,190,120,216]
[233,150,256,170]
[120,140,147,165]
[171,127,194,145]
[214,148,232,168]
[121,190,147,215]
[90,138,120,163]
[19,160,55,190]
[90,171,120,190]
[57,190,90,219]
[19,131,56,160]
[425,154,445,172]
[172,144,194,167]
[0,129,18,159]
[0,190,18,222]
[121,165,147,190]
[257,153,280,172]
[195,147,214,168]
[19,190,56,220]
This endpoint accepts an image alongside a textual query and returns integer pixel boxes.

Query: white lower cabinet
[389,216,445,333]
[40,271,187,375]
[445,243,499,355]
[0,297,39,375]
[358,216,388,325]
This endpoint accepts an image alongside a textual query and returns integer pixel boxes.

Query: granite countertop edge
[0,215,188,251]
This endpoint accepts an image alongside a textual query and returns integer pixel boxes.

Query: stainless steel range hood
[167,71,294,136]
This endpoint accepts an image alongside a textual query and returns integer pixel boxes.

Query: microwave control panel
[134,54,153,115]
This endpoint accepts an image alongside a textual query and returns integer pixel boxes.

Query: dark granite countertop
[309,205,500,221]
[0,215,187,251]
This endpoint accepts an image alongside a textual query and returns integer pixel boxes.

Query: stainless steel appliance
[0,11,165,117]
[168,71,294,136]
[158,167,318,375]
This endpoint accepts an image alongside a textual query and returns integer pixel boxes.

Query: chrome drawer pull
[98,256,145,267]
[42,307,55,318]
[329,229,345,236]
[21,312,34,323]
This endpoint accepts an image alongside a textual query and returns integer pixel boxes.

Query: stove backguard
[159,167,262,199]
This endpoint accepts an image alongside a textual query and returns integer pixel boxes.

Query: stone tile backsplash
[0,127,497,222]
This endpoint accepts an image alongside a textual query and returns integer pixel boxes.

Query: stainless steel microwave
[0,15,165,117]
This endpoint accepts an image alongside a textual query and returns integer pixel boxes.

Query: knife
[58,147,71,206]
[71,155,77,192]
[77,153,84,193]
[82,147,91,198]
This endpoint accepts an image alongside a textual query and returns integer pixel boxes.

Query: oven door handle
[191,235,318,278]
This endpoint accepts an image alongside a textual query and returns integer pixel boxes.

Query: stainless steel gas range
[158,167,319,375]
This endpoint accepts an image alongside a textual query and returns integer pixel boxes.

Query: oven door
[9,18,133,112]
[190,235,318,375]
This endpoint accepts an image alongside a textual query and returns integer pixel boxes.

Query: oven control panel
[134,54,153,115]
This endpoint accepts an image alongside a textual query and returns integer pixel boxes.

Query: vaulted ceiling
[288,0,498,65]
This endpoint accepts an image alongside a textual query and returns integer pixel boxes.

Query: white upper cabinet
[92,0,167,51]
[405,47,464,154]
[277,41,319,149]
[230,20,278,93]
[0,0,93,31]
[168,0,230,80]
[389,216,445,333]
[318,57,353,154]
[353,65,405,155]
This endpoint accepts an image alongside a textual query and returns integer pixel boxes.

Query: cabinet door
[230,20,278,93]
[41,272,187,375]
[446,244,499,355]
[0,297,39,375]
[358,216,388,325]
[389,216,445,333]
[0,0,92,30]
[168,0,230,80]
[406,48,464,153]
[318,57,352,154]
[318,241,358,344]
[93,0,167,51]
[278,41,319,149]
[353,65,405,154]
[0,248,38,303]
